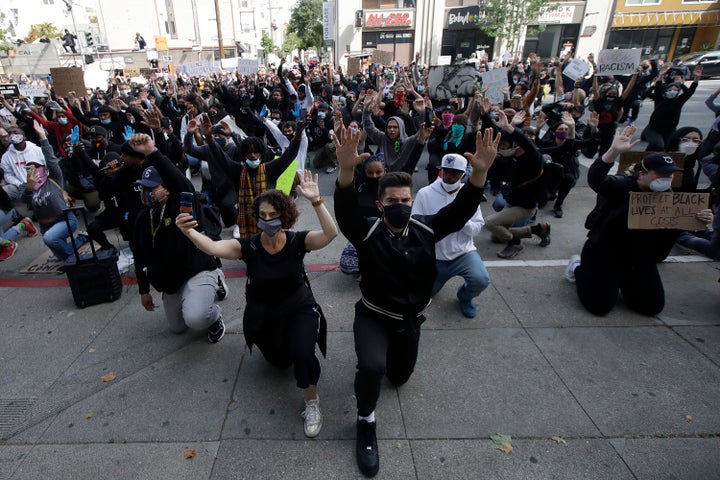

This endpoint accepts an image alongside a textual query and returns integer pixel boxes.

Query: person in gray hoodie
[362,98,421,172]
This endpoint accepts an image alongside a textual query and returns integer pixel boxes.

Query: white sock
[358,411,375,423]
[306,395,319,404]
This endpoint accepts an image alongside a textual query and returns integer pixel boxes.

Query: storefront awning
[612,9,720,28]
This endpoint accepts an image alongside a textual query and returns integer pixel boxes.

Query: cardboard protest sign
[122,66,141,78]
[346,57,362,76]
[237,58,260,76]
[480,67,508,105]
[0,83,20,98]
[628,192,709,230]
[618,151,686,189]
[428,64,482,101]
[562,59,590,81]
[372,49,393,66]
[596,49,641,76]
[18,84,48,98]
[50,67,87,97]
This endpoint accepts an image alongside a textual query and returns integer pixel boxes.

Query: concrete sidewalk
[1,181,719,479]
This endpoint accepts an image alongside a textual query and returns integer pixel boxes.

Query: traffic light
[85,32,94,47]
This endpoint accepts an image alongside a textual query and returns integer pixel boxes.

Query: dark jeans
[641,126,667,152]
[353,301,422,416]
[251,304,322,389]
[553,172,577,210]
[575,240,666,316]
[676,205,720,260]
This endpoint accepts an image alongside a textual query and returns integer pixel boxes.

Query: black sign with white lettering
[447,6,484,30]
[0,83,20,98]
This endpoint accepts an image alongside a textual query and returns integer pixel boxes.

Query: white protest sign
[562,58,590,81]
[437,55,452,66]
[18,84,49,98]
[237,58,260,76]
[596,49,641,76]
[480,67,508,105]
[183,60,212,77]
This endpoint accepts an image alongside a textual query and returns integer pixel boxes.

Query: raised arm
[297,170,338,250]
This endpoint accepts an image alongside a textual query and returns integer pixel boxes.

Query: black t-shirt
[238,230,313,305]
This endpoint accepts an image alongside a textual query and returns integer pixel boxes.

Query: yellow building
[608,0,720,60]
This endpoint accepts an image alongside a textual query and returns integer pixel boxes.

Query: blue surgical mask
[317,112,326,120]
[417,85,425,93]
[257,217,282,236]
[100,118,111,125]
[57,117,69,126]
[245,159,261,168]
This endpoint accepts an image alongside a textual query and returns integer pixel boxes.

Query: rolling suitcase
[62,206,123,308]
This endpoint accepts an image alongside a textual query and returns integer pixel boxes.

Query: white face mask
[441,179,462,192]
[649,177,673,192]
[271,119,280,125]
[665,90,679,99]
[678,141,699,155]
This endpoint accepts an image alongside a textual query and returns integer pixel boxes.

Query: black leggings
[353,301,422,416]
[575,240,665,316]
[251,305,322,389]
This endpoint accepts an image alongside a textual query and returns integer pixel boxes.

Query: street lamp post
[63,0,86,69]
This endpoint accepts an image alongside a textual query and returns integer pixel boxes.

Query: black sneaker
[536,222,551,247]
[207,316,225,343]
[216,273,228,301]
[356,420,379,477]
[497,242,524,259]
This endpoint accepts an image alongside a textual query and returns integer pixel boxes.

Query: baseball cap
[135,166,163,188]
[440,153,467,172]
[88,125,107,136]
[639,153,679,174]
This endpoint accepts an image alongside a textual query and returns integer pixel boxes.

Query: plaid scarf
[237,164,266,238]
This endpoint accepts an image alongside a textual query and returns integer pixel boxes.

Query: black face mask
[382,203,412,229]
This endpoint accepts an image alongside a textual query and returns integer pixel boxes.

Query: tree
[280,32,300,57]
[26,23,61,43]
[287,0,323,55]
[0,12,15,52]
[260,31,275,53]
[480,0,557,54]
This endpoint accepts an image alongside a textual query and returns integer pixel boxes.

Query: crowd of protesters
[1,48,718,477]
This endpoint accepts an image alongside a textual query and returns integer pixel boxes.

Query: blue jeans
[40,212,77,261]
[0,208,19,242]
[676,206,720,260]
[432,251,491,302]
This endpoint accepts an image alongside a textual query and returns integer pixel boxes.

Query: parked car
[673,50,720,78]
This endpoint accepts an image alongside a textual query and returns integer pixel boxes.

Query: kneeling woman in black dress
[176,170,338,438]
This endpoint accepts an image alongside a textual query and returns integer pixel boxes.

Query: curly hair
[252,189,299,229]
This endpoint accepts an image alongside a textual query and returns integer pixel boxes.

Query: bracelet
[312,198,324,207]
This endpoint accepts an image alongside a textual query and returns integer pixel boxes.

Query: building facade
[608,0,720,61]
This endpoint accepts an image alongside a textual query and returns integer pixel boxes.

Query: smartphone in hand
[179,192,194,217]
[424,107,433,128]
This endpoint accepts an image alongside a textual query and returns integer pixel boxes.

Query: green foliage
[280,32,300,57]
[260,31,275,53]
[287,0,323,54]
[0,12,15,51]
[481,0,556,52]
[26,23,61,43]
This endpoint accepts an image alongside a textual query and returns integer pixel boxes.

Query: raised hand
[129,133,155,155]
[187,119,198,135]
[610,125,640,154]
[296,170,320,201]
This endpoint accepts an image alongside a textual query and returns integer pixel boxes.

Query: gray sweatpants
[162,268,223,333]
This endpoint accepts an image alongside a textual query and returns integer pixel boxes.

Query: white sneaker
[565,254,581,283]
[232,224,240,239]
[301,399,322,438]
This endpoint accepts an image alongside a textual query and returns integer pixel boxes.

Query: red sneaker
[0,241,18,261]
[21,218,37,237]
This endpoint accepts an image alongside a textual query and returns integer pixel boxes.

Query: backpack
[192,192,223,241]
